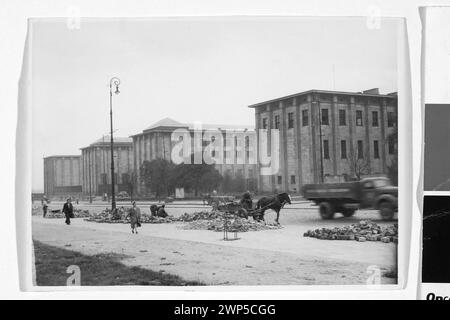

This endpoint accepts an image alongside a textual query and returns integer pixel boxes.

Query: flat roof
[248,89,398,108]
[131,117,254,137]
[80,136,133,149]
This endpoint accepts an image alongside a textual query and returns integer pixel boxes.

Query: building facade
[131,118,257,195]
[80,136,134,197]
[43,155,83,198]
[250,88,398,193]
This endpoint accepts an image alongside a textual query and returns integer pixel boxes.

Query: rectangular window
[357,140,364,159]
[372,111,379,127]
[387,112,396,127]
[290,175,296,184]
[302,110,309,126]
[373,140,380,159]
[277,176,282,184]
[288,112,294,129]
[388,139,396,154]
[323,140,330,159]
[274,115,280,129]
[321,109,329,125]
[122,173,129,184]
[262,118,268,129]
[341,140,347,159]
[101,173,107,185]
[356,110,363,126]
[339,109,346,126]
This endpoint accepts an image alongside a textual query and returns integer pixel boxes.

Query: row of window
[262,110,396,129]
[322,139,396,160]
[99,173,130,185]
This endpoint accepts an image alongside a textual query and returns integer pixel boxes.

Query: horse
[255,192,292,224]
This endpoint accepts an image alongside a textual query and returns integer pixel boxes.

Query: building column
[294,98,303,192]
[348,97,356,159]
[380,99,387,172]
[280,101,289,192]
[310,95,319,183]
[331,95,338,175]
[255,110,262,193]
[364,99,371,173]
[267,104,275,192]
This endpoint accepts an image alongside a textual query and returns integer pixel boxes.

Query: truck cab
[360,177,397,206]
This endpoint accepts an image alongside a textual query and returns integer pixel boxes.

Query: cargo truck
[302,177,398,220]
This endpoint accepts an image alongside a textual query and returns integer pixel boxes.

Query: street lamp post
[109,77,120,211]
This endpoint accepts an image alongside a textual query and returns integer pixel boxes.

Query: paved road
[32,201,397,286]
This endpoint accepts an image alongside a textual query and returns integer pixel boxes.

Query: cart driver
[240,190,253,210]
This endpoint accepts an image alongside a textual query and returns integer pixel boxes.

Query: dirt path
[32,217,396,285]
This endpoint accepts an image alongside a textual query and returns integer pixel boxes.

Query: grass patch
[33,240,203,286]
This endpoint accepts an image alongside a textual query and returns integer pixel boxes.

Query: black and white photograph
[29,17,400,287]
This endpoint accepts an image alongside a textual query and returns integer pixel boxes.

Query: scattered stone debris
[83,209,281,232]
[303,220,398,244]
[45,209,90,219]
[182,216,282,232]
[84,209,178,224]
[177,211,222,222]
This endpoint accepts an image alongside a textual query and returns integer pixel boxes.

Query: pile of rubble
[183,216,282,232]
[84,209,282,232]
[45,208,90,219]
[303,220,398,243]
[85,209,178,224]
[84,208,126,223]
[140,214,178,224]
[177,211,222,222]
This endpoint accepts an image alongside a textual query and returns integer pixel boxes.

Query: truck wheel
[342,208,356,217]
[379,201,394,220]
[319,202,335,219]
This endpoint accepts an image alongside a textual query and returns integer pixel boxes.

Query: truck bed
[302,181,361,200]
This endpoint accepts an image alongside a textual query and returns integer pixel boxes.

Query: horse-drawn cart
[211,193,291,224]
[216,201,263,220]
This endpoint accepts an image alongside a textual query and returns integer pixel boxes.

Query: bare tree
[347,143,370,180]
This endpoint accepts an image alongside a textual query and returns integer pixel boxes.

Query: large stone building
[80,136,134,197]
[131,118,257,195]
[250,88,398,193]
[43,155,83,198]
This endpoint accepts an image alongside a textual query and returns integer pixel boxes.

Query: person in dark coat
[240,191,253,210]
[157,204,168,218]
[42,201,48,218]
[62,198,73,225]
[127,201,141,234]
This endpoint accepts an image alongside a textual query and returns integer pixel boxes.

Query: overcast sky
[31,17,399,191]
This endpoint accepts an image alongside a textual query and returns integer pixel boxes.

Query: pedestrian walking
[62,198,74,225]
[42,200,48,218]
[127,201,141,234]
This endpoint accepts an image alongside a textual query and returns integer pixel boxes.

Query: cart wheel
[237,208,248,219]
[319,202,335,219]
